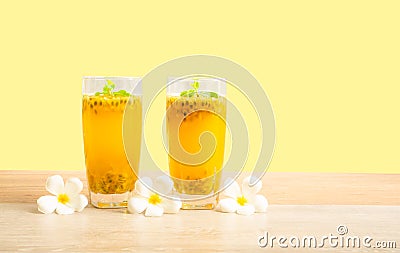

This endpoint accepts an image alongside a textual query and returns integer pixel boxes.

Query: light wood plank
[0,171,399,252]
[0,170,399,205]
[0,203,398,252]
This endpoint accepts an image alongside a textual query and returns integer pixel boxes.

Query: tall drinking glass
[166,77,227,209]
[82,76,142,208]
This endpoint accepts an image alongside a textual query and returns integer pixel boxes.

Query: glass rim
[167,76,226,84]
[166,76,227,96]
[83,76,141,80]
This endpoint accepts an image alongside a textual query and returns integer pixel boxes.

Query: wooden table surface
[0,171,399,252]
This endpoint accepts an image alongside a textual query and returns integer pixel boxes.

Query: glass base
[89,191,131,208]
[180,195,218,210]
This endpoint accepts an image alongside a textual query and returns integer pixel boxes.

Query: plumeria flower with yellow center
[37,175,88,215]
[128,176,182,217]
[216,176,268,215]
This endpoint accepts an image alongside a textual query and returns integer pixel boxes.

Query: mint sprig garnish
[179,80,219,98]
[95,79,130,97]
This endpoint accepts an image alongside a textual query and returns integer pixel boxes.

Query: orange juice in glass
[166,77,227,209]
[82,77,142,208]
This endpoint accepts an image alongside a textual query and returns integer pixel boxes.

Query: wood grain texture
[0,171,399,252]
[0,170,399,205]
[0,204,399,252]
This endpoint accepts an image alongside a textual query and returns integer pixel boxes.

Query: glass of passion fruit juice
[166,77,227,209]
[82,77,142,208]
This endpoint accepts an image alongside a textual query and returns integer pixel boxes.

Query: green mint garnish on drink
[95,79,131,97]
[180,80,219,98]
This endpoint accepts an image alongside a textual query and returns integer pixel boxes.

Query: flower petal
[153,175,173,195]
[55,203,75,215]
[128,196,148,214]
[65,177,83,196]
[144,204,163,217]
[242,176,262,199]
[237,204,255,216]
[217,198,238,213]
[253,194,268,213]
[220,178,241,199]
[46,175,64,195]
[160,197,181,214]
[37,195,58,214]
[135,177,152,198]
[69,194,88,212]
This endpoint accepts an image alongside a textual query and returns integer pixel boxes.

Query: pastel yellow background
[0,1,399,173]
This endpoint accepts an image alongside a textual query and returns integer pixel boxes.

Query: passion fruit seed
[166,96,226,120]
[172,174,222,195]
[83,95,141,114]
[89,172,136,194]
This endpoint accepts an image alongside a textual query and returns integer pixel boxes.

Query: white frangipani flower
[128,176,182,217]
[216,176,268,215]
[37,175,88,215]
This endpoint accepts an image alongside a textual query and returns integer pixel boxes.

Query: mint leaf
[199,91,219,98]
[191,81,199,90]
[181,81,199,97]
[180,89,196,97]
[95,79,130,97]
[180,80,218,98]
[208,91,219,98]
[114,90,131,97]
[106,79,116,89]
